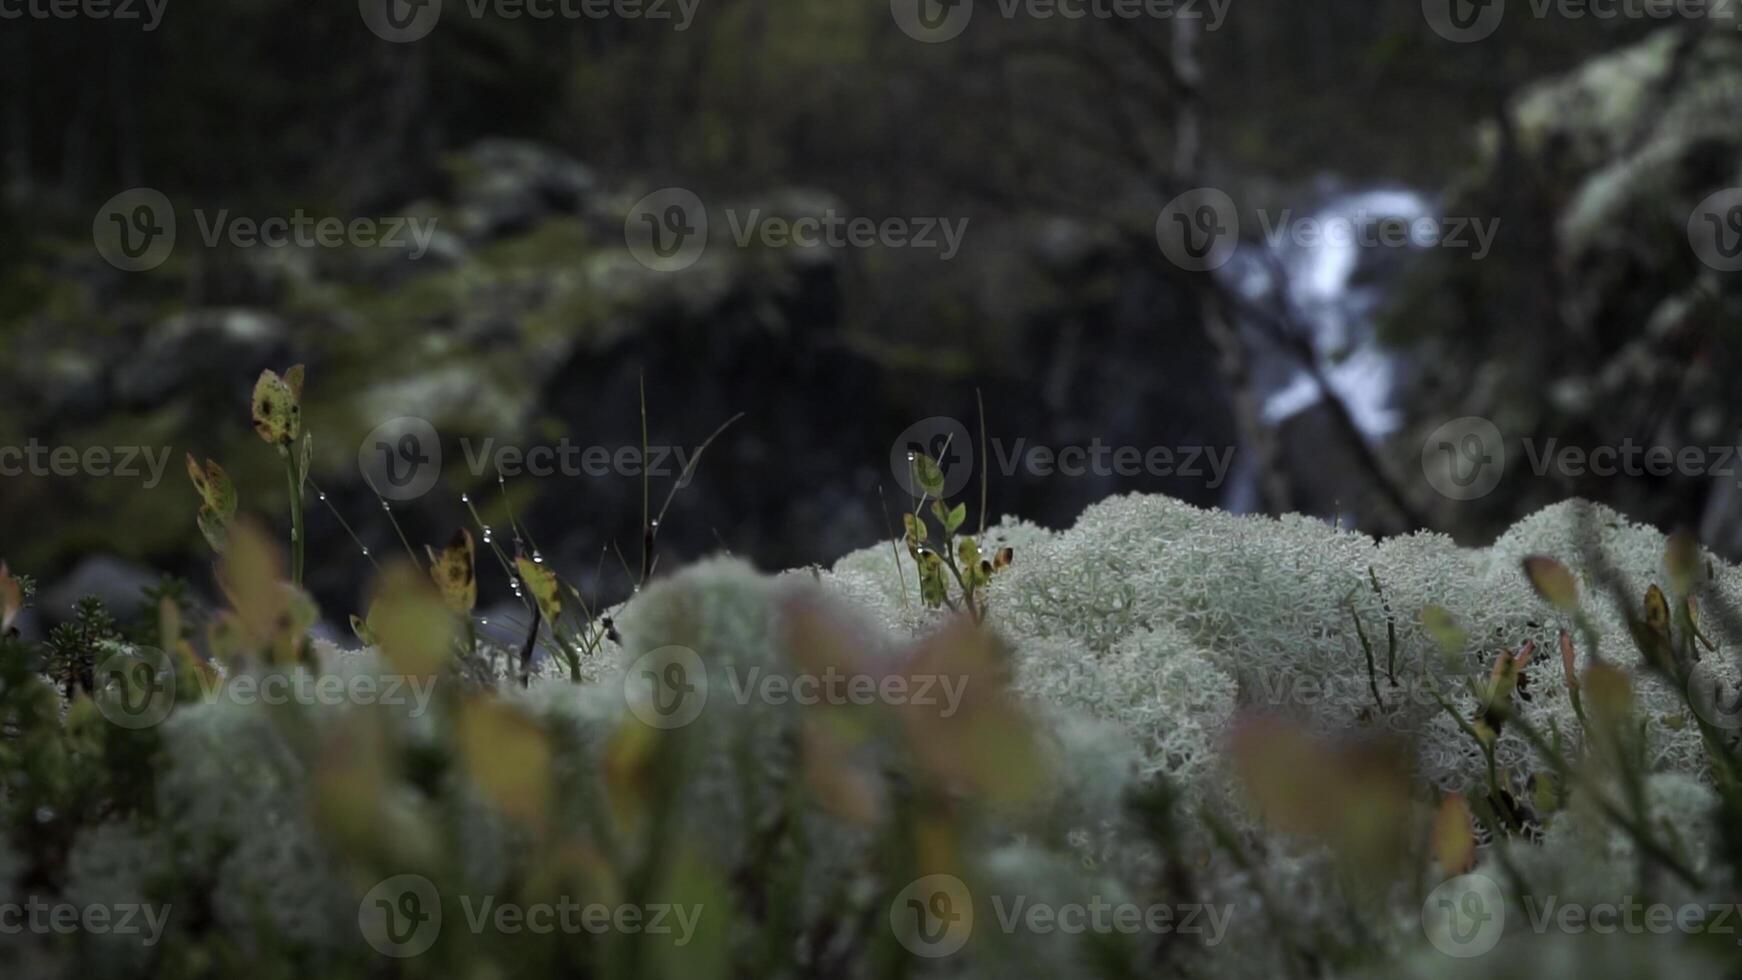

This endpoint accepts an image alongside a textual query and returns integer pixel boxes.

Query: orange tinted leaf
[1432,793,1476,876]
[1523,556,1579,611]
[0,562,21,633]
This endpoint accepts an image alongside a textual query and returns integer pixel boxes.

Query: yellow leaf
[425,529,477,614]
[185,454,236,517]
[250,367,302,446]
[1432,793,1476,876]
[1644,584,1671,639]
[1522,556,1579,611]
[1584,663,1635,730]
[217,519,286,643]
[366,562,457,677]
[309,711,393,852]
[459,698,553,831]
[603,715,661,836]
[517,557,561,624]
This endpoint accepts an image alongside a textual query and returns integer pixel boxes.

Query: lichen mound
[8,495,1739,979]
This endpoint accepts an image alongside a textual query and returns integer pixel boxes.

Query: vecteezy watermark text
[92,648,442,731]
[723,209,969,261]
[1255,209,1498,260]
[889,418,1236,500]
[0,0,167,28]
[358,875,701,958]
[624,188,968,271]
[1155,188,1499,271]
[459,438,704,485]
[1421,418,1742,501]
[890,0,1231,43]
[0,899,172,945]
[191,210,438,259]
[1422,872,1742,959]
[888,874,1233,959]
[360,0,701,43]
[0,441,171,489]
[94,189,440,272]
[1424,0,1742,43]
[622,646,971,730]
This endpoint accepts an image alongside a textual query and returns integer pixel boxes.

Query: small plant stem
[976,388,988,537]
[1510,713,1704,890]
[281,449,304,586]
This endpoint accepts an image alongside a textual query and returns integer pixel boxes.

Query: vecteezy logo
[359,875,442,958]
[1688,662,1742,731]
[625,645,709,729]
[358,417,442,502]
[360,0,442,42]
[93,188,176,272]
[890,416,974,500]
[625,188,709,272]
[1422,417,1505,501]
[93,647,176,730]
[1422,872,1504,958]
[1156,188,1239,272]
[1689,189,1742,272]
[1423,0,1504,42]
[890,0,972,42]
[889,874,973,958]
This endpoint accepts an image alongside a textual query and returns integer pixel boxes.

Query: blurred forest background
[2,1,1741,635]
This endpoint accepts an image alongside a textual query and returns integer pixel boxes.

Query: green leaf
[957,537,981,573]
[913,453,946,498]
[349,613,376,646]
[903,512,928,545]
[186,454,237,518]
[945,502,967,535]
[299,432,313,495]
[1420,605,1467,660]
[918,551,947,608]
[196,509,230,554]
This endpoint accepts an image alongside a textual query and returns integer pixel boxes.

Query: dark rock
[113,309,287,408]
[41,555,160,623]
[448,139,597,241]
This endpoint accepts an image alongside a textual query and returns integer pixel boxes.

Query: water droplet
[461,493,471,504]
[480,617,490,627]
[906,451,916,461]
[532,551,544,564]
[317,492,328,502]
[360,546,371,557]
[381,500,392,512]
[650,519,660,530]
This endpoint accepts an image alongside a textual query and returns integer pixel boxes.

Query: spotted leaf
[425,529,477,614]
[251,366,303,446]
